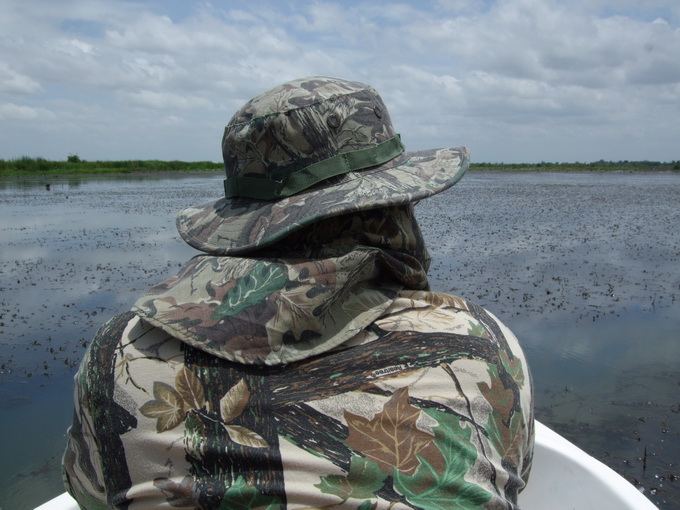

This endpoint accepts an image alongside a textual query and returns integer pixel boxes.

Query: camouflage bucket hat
[178,76,470,255]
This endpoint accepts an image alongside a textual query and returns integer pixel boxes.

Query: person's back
[63,77,534,509]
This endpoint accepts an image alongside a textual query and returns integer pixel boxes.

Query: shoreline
[1,156,678,177]
[2,165,678,178]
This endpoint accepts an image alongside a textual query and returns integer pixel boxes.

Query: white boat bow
[519,421,658,509]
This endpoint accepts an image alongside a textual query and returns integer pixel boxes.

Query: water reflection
[421,171,679,509]
[1,174,215,510]
[1,171,678,509]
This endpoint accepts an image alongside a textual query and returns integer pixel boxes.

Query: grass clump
[0,156,223,176]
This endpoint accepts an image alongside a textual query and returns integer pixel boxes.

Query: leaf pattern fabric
[139,382,186,433]
[133,206,429,366]
[63,206,534,509]
[344,387,435,476]
[176,77,470,257]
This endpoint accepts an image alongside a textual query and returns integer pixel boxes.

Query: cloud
[117,89,213,110]
[0,63,42,95]
[0,0,678,162]
[0,103,55,121]
[406,0,680,89]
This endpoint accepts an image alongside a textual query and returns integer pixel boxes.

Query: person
[63,77,534,509]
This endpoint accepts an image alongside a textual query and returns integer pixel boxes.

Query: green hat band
[223,135,404,200]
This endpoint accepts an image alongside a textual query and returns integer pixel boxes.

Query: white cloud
[0,63,42,94]
[117,89,213,110]
[106,13,197,54]
[0,102,55,121]
[0,0,678,163]
[406,0,677,89]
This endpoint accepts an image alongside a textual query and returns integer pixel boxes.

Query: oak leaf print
[480,365,524,465]
[316,455,387,501]
[344,387,434,475]
[175,366,206,410]
[394,408,492,510]
[478,365,514,424]
[500,349,525,388]
[139,381,185,433]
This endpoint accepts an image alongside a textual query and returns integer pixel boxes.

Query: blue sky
[1,0,678,163]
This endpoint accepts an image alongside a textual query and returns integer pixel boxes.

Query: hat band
[223,135,404,200]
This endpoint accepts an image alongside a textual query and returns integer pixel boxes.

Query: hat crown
[222,77,399,199]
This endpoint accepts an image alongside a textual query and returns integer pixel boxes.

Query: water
[1,171,678,509]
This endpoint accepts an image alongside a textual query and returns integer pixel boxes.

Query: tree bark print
[173,324,524,508]
[86,311,138,509]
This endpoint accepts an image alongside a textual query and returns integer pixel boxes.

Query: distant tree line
[471,160,680,171]
[0,155,224,176]
[0,155,678,176]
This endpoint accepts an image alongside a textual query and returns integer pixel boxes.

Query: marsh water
[1,171,678,509]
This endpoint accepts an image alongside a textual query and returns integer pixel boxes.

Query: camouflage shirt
[63,206,534,509]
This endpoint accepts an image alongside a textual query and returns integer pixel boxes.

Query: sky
[1,0,679,164]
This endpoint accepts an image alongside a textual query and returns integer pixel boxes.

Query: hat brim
[177,146,470,255]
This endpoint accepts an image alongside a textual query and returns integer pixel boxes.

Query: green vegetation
[471,160,680,172]
[0,156,678,177]
[0,156,223,176]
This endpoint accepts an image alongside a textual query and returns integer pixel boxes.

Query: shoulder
[79,312,137,370]
[376,289,514,338]
[79,312,171,382]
